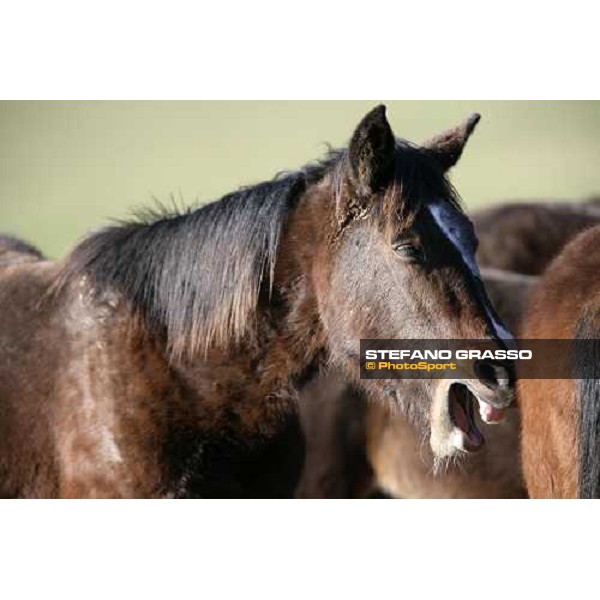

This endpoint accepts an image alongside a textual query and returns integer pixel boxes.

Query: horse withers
[0,106,514,497]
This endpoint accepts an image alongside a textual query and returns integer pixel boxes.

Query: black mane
[55,156,340,358]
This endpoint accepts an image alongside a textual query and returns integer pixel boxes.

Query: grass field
[1,101,599,258]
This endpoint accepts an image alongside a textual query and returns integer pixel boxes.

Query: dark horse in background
[0,106,514,498]
[473,199,600,274]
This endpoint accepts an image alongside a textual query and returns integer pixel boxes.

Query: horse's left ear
[347,105,396,198]
[423,113,481,171]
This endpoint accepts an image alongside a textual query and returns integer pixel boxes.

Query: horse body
[519,226,600,498]
[0,107,515,498]
[474,200,600,274]
[294,373,372,499]
[0,247,62,497]
[0,205,315,498]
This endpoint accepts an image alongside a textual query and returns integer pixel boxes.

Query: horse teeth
[477,399,505,424]
[478,400,491,422]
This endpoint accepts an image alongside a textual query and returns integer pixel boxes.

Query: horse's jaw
[429,380,513,459]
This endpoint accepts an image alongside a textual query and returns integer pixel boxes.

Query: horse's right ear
[422,113,481,171]
[346,105,396,199]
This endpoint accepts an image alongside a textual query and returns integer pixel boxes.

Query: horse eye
[393,242,424,262]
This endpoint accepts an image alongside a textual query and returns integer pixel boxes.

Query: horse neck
[266,184,334,371]
[167,186,332,425]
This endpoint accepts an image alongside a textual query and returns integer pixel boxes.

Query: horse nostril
[474,359,513,390]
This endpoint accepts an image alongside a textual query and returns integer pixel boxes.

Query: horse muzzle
[430,363,515,458]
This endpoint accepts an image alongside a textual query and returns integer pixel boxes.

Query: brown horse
[296,267,534,498]
[0,106,514,498]
[519,224,600,498]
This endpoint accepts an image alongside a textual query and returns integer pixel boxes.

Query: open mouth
[448,384,507,452]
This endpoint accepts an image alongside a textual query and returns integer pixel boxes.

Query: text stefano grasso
[363,349,532,361]
[359,339,600,380]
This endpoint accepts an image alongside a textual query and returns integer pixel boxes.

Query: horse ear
[423,113,481,171]
[347,105,396,198]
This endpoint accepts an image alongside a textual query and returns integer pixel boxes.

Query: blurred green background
[1,101,599,259]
